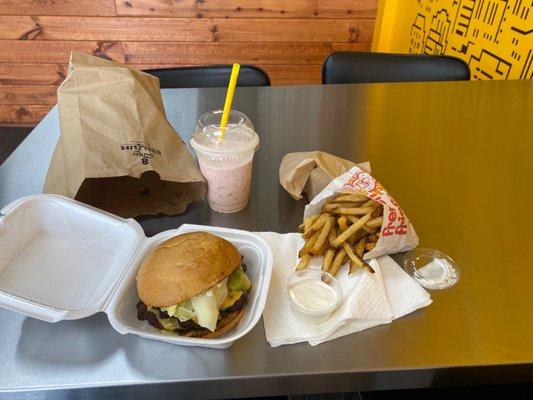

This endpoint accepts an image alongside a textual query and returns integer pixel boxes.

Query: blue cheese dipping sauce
[286,270,342,324]
[288,279,339,311]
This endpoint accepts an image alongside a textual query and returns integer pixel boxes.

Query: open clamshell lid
[0,195,145,322]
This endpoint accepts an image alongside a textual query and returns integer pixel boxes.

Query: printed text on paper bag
[120,141,162,165]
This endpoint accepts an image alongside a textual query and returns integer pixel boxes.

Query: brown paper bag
[279,151,370,201]
[44,52,206,217]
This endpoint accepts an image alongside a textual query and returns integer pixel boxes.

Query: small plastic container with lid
[190,109,259,214]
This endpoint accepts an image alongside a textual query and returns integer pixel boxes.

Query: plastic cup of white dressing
[286,269,342,324]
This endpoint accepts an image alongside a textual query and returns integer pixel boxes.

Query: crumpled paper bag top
[44,52,205,218]
[279,151,369,201]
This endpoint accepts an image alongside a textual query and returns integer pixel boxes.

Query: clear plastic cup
[190,110,259,213]
[403,248,460,290]
[286,269,343,324]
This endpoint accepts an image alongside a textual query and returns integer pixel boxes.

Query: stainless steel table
[0,81,532,399]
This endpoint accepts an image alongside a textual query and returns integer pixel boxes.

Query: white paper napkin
[255,232,432,346]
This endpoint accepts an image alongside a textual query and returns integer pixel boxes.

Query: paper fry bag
[44,52,206,217]
[304,166,419,259]
[279,151,370,201]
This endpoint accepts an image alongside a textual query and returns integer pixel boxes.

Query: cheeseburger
[136,232,251,338]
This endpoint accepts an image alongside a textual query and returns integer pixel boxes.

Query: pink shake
[198,159,252,213]
[191,110,259,214]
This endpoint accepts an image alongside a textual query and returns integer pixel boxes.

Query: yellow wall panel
[374,0,532,80]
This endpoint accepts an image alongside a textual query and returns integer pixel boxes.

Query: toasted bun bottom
[182,307,246,339]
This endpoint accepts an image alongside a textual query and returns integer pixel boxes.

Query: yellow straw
[218,63,240,141]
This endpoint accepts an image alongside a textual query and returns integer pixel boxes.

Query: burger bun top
[136,232,241,307]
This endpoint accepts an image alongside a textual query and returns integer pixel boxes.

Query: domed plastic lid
[190,109,259,161]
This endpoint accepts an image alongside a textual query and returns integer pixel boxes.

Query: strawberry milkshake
[191,110,259,213]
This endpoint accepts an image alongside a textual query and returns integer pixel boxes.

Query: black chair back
[323,51,470,84]
[144,65,271,88]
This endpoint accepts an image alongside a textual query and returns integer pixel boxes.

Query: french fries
[328,227,337,246]
[346,215,373,233]
[311,217,333,254]
[372,205,383,218]
[303,213,327,238]
[334,207,373,216]
[296,254,311,270]
[295,190,384,276]
[302,214,319,232]
[334,193,369,203]
[344,242,375,274]
[365,242,377,251]
[322,248,335,272]
[367,233,379,243]
[337,216,349,232]
[322,203,343,212]
[298,230,318,258]
[332,212,372,248]
[355,237,367,257]
[329,248,347,276]
[361,199,377,208]
[367,217,383,229]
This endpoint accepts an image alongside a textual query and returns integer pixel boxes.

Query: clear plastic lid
[190,109,259,161]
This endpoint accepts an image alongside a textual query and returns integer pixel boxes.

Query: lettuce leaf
[175,306,196,322]
[161,300,196,322]
[160,273,246,332]
[212,278,229,307]
[227,266,251,291]
[188,278,228,331]
[159,318,179,331]
[191,291,218,331]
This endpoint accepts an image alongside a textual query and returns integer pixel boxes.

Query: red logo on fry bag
[382,207,408,237]
[342,167,408,237]
[343,170,386,204]
[343,171,376,192]
[353,171,376,191]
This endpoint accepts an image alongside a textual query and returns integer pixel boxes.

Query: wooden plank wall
[0,0,378,126]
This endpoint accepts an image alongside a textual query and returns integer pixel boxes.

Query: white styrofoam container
[0,194,273,349]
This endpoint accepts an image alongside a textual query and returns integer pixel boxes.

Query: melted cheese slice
[220,289,244,310]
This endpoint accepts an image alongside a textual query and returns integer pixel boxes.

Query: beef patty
[136,294,247,333]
